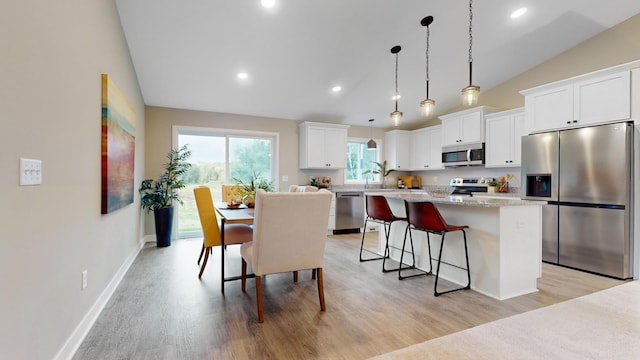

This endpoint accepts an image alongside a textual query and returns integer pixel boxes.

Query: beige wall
[0,0,144,358]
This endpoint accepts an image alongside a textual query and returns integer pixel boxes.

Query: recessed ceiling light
[261,0,275,8]
[237,72,249,80]
[331,85,342,92]
[510,7,527,19]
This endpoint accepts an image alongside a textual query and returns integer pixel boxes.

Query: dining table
[215,202,255,293]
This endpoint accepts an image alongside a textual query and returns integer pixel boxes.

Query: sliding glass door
[175,126,277,238]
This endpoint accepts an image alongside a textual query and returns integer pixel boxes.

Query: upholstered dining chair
[240,189,332,323]
[288,185,319,192]
[221,184,242,203]
[193,186,253,278]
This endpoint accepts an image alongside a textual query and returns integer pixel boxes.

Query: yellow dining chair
[240,189,332,323]
[193,186,253,279]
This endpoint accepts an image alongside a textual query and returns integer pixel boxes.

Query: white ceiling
[115,0,640,129]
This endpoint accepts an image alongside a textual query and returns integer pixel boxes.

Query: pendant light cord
[468,0,474,85]
[425,25,430,99]
[394,52,399,111]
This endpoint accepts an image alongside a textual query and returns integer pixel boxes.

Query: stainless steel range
[449,177,494,196]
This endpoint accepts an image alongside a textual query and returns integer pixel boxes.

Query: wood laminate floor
[73,233,624,360]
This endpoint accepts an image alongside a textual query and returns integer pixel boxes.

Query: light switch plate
[20,158,42,186]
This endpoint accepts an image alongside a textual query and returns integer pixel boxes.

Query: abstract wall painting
[101,74,136,214]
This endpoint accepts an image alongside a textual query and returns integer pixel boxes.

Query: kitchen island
[368,192,544,300]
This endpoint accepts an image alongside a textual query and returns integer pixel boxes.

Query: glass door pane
[228,136,273,184]
[178,134,226,238]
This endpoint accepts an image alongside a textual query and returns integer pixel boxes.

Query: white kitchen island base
[378,194,543,300]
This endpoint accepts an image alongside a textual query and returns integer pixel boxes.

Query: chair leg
[383,221,413,273]
[434,231,471,297]
[256,276,264,323]
[360,218,385,262]
[198,246,210,279]
[399,225,428,280]
[312,268,317,279]
[197,243,205,265]
[317,268,326,312]
[293,271,298,283]
[241,259,247,292]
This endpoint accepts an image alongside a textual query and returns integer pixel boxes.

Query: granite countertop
[383,193,545,208]
[471,192,521,198]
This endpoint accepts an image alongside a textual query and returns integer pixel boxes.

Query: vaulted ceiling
[115,0,640,128]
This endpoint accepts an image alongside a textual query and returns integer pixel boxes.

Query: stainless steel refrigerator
[521,122,634,279]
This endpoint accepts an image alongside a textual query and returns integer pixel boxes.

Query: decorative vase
[153,206,174,247]
[243,194,255,208]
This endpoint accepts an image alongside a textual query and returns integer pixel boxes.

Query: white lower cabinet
[485,108,524,168]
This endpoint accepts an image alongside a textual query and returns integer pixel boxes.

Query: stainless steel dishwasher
[333,191,365,234]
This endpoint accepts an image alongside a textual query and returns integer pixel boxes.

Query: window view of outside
[345,140,379,182]
[177,132,274,238]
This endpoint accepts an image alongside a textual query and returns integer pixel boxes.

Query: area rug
[371,281,640,359]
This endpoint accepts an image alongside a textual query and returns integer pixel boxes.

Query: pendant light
[461,0,480,106]
[419,16,435,117]
[367,119,377,150]
[390,45,403,126]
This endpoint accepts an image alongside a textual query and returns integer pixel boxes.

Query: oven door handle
[466,148,471,162]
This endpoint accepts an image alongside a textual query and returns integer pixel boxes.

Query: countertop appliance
[449,177,493,196]
[334,191,365,234]
[521,122,633,279]
[398,175,422,189]
[442,142,485,167]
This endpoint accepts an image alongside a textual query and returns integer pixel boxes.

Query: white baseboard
[144,234,156,243]
[53,237,145,360]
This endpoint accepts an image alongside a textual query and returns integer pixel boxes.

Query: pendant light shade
[461,0,480,106]
[390,45,402,126]
[367,119,377,150]
[420,16,435,117]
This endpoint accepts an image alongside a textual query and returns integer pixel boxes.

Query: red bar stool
[403,200,471,296]
[360,195,413,273]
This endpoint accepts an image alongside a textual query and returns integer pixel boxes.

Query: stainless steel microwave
[441,142,485,167]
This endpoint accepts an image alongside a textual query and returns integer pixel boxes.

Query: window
[173,126,278,238]
[345,138,380,182]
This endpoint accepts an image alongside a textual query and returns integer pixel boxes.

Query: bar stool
[360,195,411,273]
[403,200,471,296]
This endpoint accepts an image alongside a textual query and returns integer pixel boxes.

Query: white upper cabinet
[439,106,492,147]
[522,69,631,134]
[385,130,411,170]
[299,122,349,169]
[485,108,525,168]
[410,126,443,171]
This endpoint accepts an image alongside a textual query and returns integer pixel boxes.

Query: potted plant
[139,145,192,247]
[487,180,499,193]
[363,160,395,188]
[232,171,274,207]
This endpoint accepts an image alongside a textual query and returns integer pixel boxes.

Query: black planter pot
[153,207,174,247]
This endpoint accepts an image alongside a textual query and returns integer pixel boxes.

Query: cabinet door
[485,115,512,167]
[442,117,461,146]
[325,128,347,168]
[511,113,525,166]
[305,127,327,168]
[410,131,429,170]
[460,111,482,144]
[394,133,410,170]
[526,85,573,133]
[427,128,443,170]
[574,71,630,126]
[385,132,410,170]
